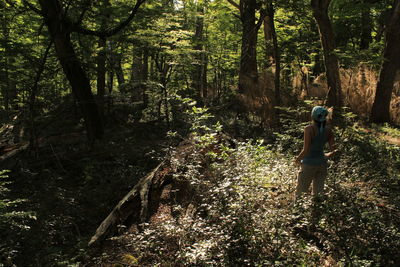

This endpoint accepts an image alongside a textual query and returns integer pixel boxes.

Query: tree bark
[88,161,167,246]
[130,46,149,107]
[107,67,114,95]
[1,3,17,112]
[142,49,149,107]
[114,55,125,89]
[1,1,9,110]
[238,0,259,93]
[96,0,111,107]
[131,46,143,101]
[192,4,207,104]
[38,0,104,143]
[371,0,400,123]
[312,49,324,77]
[311,0,342,107]
[28,41,52,152]
[266,3,281,107]
[97,37,107,102]
[360,0,373,50]
[263,11,274,68]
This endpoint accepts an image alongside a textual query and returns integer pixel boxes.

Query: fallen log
[0,143,29,169]
[88,134,234,247]
[88,160,172,246]
[0,132,84,170]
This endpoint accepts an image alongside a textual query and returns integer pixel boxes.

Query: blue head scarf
[311,106,328,134]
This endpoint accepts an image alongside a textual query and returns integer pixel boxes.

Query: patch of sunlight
[121,253,139,265]
[378,123,400,138]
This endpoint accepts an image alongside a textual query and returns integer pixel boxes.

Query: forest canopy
[1,0,399,132]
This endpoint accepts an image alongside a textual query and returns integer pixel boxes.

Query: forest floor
[364,126,400,146]
[1,105,178,266]
[1,104,400,266]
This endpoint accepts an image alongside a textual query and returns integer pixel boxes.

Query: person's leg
[295,164,314,199]
[310,165,327,225]
[312,164,328,197]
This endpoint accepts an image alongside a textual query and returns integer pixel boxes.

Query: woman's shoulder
[304,124,315,136]
[304,124,314,130]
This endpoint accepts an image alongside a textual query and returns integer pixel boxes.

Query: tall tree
[228,0,264,93]
[37,0,105,143]
[34,0,145,143]
[0,1,10,110]
[0,1,19,111]
[129,46,149,112]
[264,1,281,108]
[96,0,111,109]
[97,36,107,101]
[371,0,400,123]
[311,0,342,107]
[360,0,373,50]
[131,45,146,102]
[109,41,125,91]
[263,4,274,68]
[192,3,208,103]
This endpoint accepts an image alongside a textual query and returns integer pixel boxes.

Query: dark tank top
[302,125,328,166]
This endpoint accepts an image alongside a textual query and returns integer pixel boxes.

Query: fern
[0,170,36,263]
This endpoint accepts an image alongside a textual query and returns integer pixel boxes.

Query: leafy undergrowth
[0,108,174,266]
[86,111,400,266]
[2,103,400,266]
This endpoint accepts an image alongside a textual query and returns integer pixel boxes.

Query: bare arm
[325,127,338,158]
[295,126,312,165]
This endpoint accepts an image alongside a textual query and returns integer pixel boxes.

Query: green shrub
[95,107,400,266]
[0,170,36,265]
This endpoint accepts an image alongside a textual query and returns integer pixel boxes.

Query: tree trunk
[311,0,342,107]
[360,0,373,50]
[108,68,114,95]
[239,0,259,93]
[1,1,9,111]
[192,4,207,104]
[202,52,208,99]
[154,52,172,126]
[114,55,125,89]
[131,46,143,101]
[28,41,52,152]
[1,5,17,112]
[371,0,400,123]
[38,0,104,143]
[88,161,168,246]
[97,37,107,102]
[267,3,281,108]
[8,58,17,110]
[128,45,147,121]
[312,50,324,77]
[263,12,274,68]
[96,0,111,106]
[142,49,149,107]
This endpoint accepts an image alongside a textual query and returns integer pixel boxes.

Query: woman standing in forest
[294,106,337,199]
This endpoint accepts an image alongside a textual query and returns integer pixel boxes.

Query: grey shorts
[295,164,327,198]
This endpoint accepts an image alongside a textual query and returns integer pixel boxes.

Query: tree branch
[256,8,267,31]
[72,0,146,38]
[29,39,53,116]
[22,0,43,15]
[74,0,93,27]
[227,0,240,10]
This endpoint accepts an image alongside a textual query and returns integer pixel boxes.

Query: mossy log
[88,160,173,246]
[88,135,233,247]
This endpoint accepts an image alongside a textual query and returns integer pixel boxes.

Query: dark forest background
[1,0,400,266]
